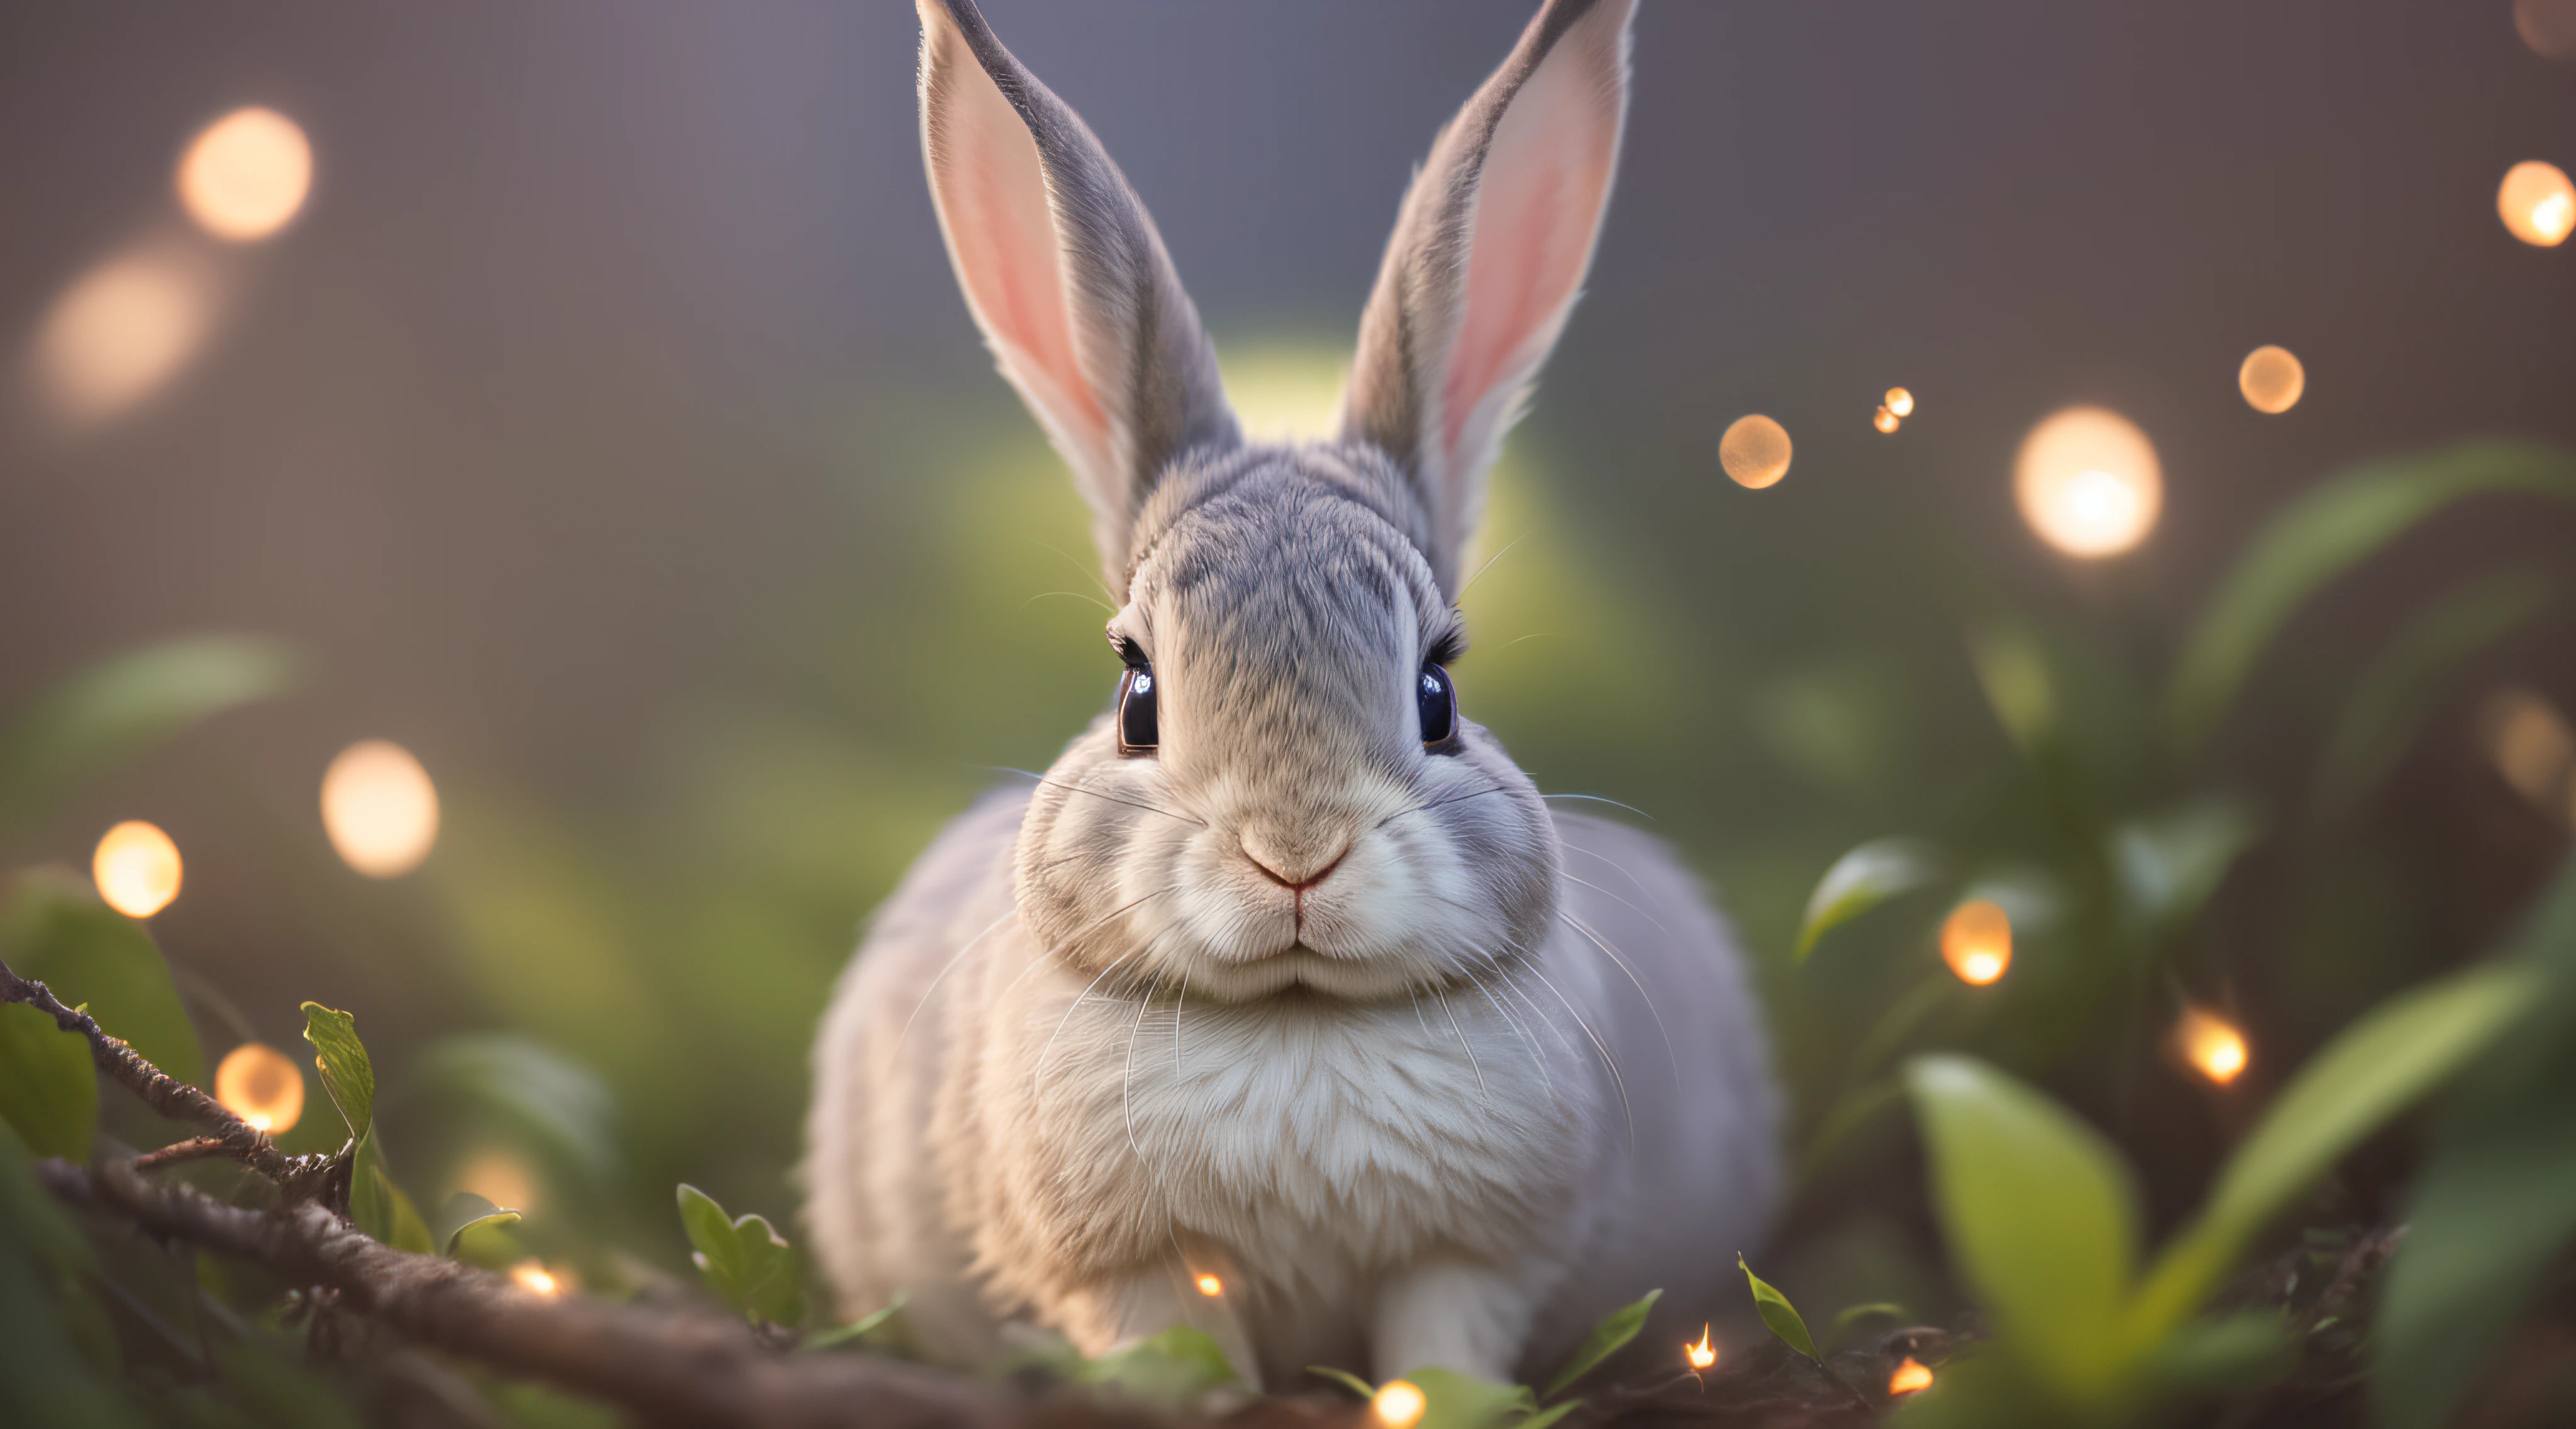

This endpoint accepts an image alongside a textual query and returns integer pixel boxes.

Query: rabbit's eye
[1418,664,1457,748]
[1117,665,1158,755]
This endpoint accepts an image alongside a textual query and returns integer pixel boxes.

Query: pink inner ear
[930,27,1106,448]
[1441,50,1618,459]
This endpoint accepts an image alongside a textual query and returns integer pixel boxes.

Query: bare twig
[0,952,333,1195]
[131,1137,233,1171]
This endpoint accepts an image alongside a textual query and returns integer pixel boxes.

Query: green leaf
[0,1001,96,1162]
[349,1129,435,1254]
[1541,1287,1660,1396]
[1906,1055,2140,1404]
[299,1003,374,1143]
[3,868,204,1086]
[733,1211,807,1327]
[1967,623,2057,759]
[2132,962,2536,1341]
[2143,1313,2296,1398]
[1738,1255,1820,1363]
[1406,1367,1536,1429]
[1077,1326,1242,1404]
[2109,799,2258,945]
[1796,838,1944,960]
[802,1292,908,1352]
[1518,1401,1581,1429]
[675,1182,804,1325]
[2168,440,2576,755]
[1306,1365,1378,1399]
[0,634,300,830]
[443,1210,523,1261]
[2317,567,2553,815]
[406,1035,620,1191]
[1829,1302,1909,1338]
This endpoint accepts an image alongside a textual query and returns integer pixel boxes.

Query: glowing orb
[2499,160,2575,248]
[2177,1008,2249,1086]
[1719,414,1792,489]
[34,253,213,423]
[1872,405,1901,434]
[1194,1273,1224,1298]
[2238,345,2305,414]
[321,740,440,877]
[214,1042,305,1134]
[1940,899,2012,986]
[1889,1357,1935,1396]
[179,108,312,241]
[1372,1381,1428,1429]
[1685,1325,1717,1369]
[2014,406,2162,557]
[511,1260,564,1298]
[1884,387,1914,418]
[94,821,182,918]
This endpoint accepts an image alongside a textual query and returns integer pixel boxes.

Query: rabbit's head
[918,0,1635,1003]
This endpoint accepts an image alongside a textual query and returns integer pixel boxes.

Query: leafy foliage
[676,1182,808,1328]
[0,634,299,830]
[1540,1287,1660,1396]
[300,1002,375,1143]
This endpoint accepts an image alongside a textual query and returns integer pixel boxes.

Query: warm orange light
[1872,405,1901,435]
[2238,345,2305,414]
[33,252,215,424]
[178,108,312,241]
[321,740,440,877]
[2177,1008,2250,1086]
[1889,1357,1934,1396]
[2500,161,2575,248]
[510,1260,564,1298]
[1940,899,2012,986]
[1884,387,1914,418]
[2482,688,2574,808]
[1194,1273,1224,1298]
[1719,414,1793,489]
[1371,1380,1427,1429]
[214,1043,305,1135]
[457,1150,540,1215]
[2014,406,2162,557]
[1685,1325,1718,1369]
[94,821,183,919]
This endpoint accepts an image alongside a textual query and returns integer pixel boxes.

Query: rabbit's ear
[1339,0,1635,596]
[917,0,1238,575]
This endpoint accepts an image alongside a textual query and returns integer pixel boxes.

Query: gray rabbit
[806,0,1778,1390]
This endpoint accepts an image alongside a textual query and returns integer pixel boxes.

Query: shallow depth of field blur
[5,1,2576,1423]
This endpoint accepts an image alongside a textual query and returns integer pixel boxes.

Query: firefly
[1719,414,1793,489]
[2499,160,2575,248]
[214,1043,306,1135]
[2014,406,2162,557]
[1372,1380,1428,1429]
[179,108,313,242]
[1940,899,2012,986]
[321,739,440,877]
[510,1260,564,1298]
[1685,1325,1718,1369]
[1872,405,1901,434]
[1888,1357,1934,1396]
[2237,345,2305,414]
[1194,1273,1224,1298]
[2177,1008,2249,1085]
[1884,387,1914,418]
[94,821,183,919]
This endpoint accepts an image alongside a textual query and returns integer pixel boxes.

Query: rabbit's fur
[807,0,1779,1389]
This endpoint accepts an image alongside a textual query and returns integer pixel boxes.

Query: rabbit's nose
[1240,830,1348,892]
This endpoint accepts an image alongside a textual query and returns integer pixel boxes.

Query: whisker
[987,767,1210,827]
[1455,535,1526,599]
[1558,870,1671,938]
[1540,792,1655,821]
[1560,909,1683,1093]
[890,906,1020,1065]
[1518,958,1638,1154]
[1432,987,1489,1109]
[1172,982,1186,1080]
[1029,539,1119,606]
[1560,841,1662,905]
[1463,965,1557,1108]
[1123,976,1161,1167]
[1031,947,1141,1099]
[1021,589,1119,615]
[1377,779,1513,828]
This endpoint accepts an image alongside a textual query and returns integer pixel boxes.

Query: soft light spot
[2499,161,2575,247]
[1872,405,1901,435]
[33,252,214,423]
[1940,899,2011,986]
[2177,1008,2250,1086]
[1372,1380,1428,1429]
[214,1043,305,1135]
[321,740,440,877]
[510,1260,564,1298]
[1685,1324,1718,1369]
[2519,0,2576,59]
[2014,406,2162,557]
[2480,688,2574,808]
[1889,1357,1935,1396]
[1884,387,1914,418]
[178,108,313,241]
[1719,414,1792,489]
[1194,1273,1224,1298]
[94,821,183,919]
[2238,345,2305,414]
[457,1150,540,1216]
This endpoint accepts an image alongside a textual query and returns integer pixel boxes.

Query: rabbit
[806,0,1779,1393]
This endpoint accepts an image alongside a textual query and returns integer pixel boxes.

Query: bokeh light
[1685,1325,1717,1369]
[2498,161,2575,248]
[1884,387,1914,418]
[2520,0,2576,59]
[1889,1357,1935,1396]
[457,1150,540,1214]
[321,740,440,877]
[510,1260,567,1298]
[178,107,313,241]
[1940,899,2012,986]
[33,252,214,424]
[1194,1273,1224,1298]
[1872,405,1901,435]
[1719,414,1792,489]
[2176,1008,2250,1086]
[2237,345,2305,414]
[2480,687,2573,809]
[2014,406,2163,557]
[214,1043,306,1134]
[93,821,183,919]
[1372,1380,1428,1429]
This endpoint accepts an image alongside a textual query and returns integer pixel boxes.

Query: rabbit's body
[807,0,1779,1387]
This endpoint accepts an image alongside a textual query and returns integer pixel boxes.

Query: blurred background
[3,0,2573,1354]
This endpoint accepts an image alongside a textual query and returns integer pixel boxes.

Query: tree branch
[40,1157,1153,1429]
[0,952,331,1194]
